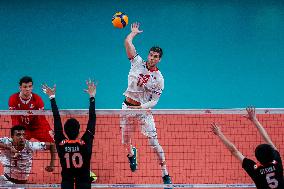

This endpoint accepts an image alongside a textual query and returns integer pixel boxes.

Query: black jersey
[242,150,284,189]
[51,97,96,177]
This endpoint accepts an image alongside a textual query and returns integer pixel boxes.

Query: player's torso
[10,93,41,110]
[126,62,163,103]
[57,140,91,173]
[10,93,42,126]
[0,140,34,180]
[254,163,284,189]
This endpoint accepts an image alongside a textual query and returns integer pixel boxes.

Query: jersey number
[21,116,30,125]
[137,74,150,87]
[64,153,83,168]
[266,172,278,188]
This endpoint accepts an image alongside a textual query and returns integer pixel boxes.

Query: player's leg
[30,125,56,171]
[75,173,91,189]
[61,176,74,189]
[140,114,172,187]
[0,175,15,189]
[121,102,137,172]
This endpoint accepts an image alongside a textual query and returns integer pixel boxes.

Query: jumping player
[121,22,172,185]
[0,125,54,185]
[42,80,96,189]
[8,76,55,170]
[211,107,284,189]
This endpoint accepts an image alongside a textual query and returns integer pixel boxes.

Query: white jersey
[0,137,46,181]
[123,54,164,106]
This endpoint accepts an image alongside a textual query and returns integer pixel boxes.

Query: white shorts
[120,102,157,139]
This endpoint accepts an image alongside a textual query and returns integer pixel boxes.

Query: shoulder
[154,71,164,88]
[32,93,44,108]
[9,93,19,101]
[0,137,12,144]
[28,141,47,150]
[242,157,256,169]
[32,93,43,100]
[130,54,144,65]
[157,71,164,81]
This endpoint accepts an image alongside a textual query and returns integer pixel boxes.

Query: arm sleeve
[30,142,47,151]
[141,77,164,109]
[274,150,283,166]
[0,137,11,145]
[130,54,143,68]
[8,96,20,126]
[36,96,45,110]
[82,97,96,141]
[0,137,12,150]
[50,98,65,143]
[36,96,51,129]
[242,158,256,179]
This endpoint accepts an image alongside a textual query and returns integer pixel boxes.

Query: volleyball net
[0,108,284,188]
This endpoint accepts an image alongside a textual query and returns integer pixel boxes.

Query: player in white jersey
[0,125,54,185]
[121,22,172,186]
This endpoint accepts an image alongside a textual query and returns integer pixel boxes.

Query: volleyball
[112,12,128,28]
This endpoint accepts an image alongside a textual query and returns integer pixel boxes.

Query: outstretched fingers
[211,122,221,135]
[42,84,56,96]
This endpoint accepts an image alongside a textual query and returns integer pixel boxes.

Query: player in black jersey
[42,80,97,189]
[211,107,284,189]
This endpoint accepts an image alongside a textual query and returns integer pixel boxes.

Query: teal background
[1,0,284,109]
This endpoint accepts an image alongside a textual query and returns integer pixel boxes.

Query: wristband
[49,95,55,99]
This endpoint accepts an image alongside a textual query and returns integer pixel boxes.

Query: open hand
[211,122,222,136]
[131,22,143,34]
[84,79,97,97]
[243,106,257,121]
[42,84,56,97]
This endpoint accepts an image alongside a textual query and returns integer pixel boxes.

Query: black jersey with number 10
[51,97,96,176]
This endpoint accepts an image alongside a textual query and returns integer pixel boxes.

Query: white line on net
[0,108,284,115]
[0,183,256,188]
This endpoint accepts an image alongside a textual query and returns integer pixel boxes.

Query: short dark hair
[64,118,80,140]
[11,125,26,136]
[149,46,163,58]
[19,76,33,86]
[255,144,275,165]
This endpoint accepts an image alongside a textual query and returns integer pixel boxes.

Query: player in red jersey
[8,76,55,171]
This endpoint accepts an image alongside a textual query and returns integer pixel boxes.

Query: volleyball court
[0,109,283,188]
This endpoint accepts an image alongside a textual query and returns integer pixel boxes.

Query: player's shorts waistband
[4,173,28,184]
[124,99,140,106]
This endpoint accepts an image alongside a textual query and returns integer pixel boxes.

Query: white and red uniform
[8,93,53,142]
[0,137,47,182]
[121,54,164,139]
[123,54,164,108]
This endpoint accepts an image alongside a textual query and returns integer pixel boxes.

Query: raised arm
[83,80,97,137]
[244,106,277,150]
[211,123,245,163]
[42,84,65,142]
[124,22,143,59]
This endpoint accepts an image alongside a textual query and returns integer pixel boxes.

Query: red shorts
[25,124,54,143]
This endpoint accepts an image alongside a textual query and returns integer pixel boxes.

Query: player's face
[19,82,33,98]
[12,130,26,149]
[147,51,161,68]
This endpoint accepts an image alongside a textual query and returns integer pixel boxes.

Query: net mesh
[0,109,283,188]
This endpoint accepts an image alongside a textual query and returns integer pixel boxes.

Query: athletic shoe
[162,175,172,189]
[127,147,137,172]
[90,171,97,183]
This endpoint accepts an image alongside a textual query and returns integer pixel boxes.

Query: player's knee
[148,136,160,149]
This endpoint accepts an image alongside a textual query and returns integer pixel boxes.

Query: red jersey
[8,92,49,130]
